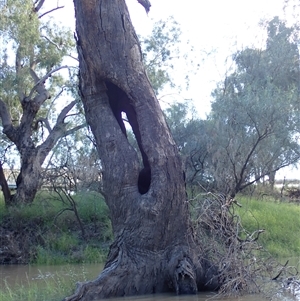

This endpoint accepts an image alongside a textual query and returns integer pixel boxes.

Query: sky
[49,0,291,117]
[46,0,299,179]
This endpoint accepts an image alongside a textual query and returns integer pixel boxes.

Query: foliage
[0,191,112,264]
[0,0,74,118]
[141,16,195,95]
[164,102,212,194]
[0,0,84,204]
[207,17,300,196]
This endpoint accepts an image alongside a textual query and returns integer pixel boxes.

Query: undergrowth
[0,191,112,264]
[236,195,300,257]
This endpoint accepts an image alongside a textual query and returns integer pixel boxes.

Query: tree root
[63,243,207,301]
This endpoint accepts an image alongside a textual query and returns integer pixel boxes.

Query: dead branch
[193,191,299,297]
[39,6,64,19]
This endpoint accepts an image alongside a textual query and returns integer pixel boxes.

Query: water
[0,263,299,301]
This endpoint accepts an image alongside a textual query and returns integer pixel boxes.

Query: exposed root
[63,240,204,301]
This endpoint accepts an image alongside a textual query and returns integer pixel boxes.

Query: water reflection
[0,263,299,301]
[0,263,103,289]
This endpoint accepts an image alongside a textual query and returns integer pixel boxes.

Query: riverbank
[0,191,299,265]
[0,191,113,265]
[236,195,300,257]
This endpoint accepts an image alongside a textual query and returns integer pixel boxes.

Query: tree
[141,16,182,95]
[207,17,300,197]
[0,0,84,204]
[164,102,212,194]
[64,1,219,300]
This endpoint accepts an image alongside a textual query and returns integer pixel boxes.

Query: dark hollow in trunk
[64,1,220,300]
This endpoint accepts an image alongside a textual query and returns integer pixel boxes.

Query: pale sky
[46,0,298,179]
[49,0,290,117]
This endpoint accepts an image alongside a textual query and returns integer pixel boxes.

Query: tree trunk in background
[12,149,43,204]
[64,1,219,300]
[0,161,12,205]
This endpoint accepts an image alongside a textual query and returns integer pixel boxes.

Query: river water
[0,263,299,301]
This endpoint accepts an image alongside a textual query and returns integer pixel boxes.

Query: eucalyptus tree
[0,0,84,204]
[64,1,220,300]
[208,17,300,197]
[141,16,182,94]
[164,102,212,192]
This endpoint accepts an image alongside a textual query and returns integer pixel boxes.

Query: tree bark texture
[0,161,12,205]
[65,1,219,300]
[0,95,80,204]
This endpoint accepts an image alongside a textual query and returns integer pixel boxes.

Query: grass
[235,195,300,257]
[0,190,113,265]
[1,192,300,300]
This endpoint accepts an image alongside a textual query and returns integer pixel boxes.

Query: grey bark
[0,95,83,204]
[64,1,219,300]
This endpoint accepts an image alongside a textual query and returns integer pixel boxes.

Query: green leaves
[140,16,181,94]
[207,17,300,196]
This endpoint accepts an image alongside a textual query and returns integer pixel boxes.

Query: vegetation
[0,0,84,205]
[1,0,300,300]
[0,191,112,265]
[0,189,299,264]
[236,194,300,258]
[1,191,300,301]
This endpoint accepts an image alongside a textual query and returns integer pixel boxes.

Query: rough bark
[0,161,12,204]
[0,96,83,204]
[64,1,220,300]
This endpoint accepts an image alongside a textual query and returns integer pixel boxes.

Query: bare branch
[15,47,25,101]
[56,100,77,124]
[27,65,68,101]
[39,6,64,18]
[41,35,62,51]
[67,54,79,62]
[64,123,86,137]
[34,117,52,133]
[0,99,18,142]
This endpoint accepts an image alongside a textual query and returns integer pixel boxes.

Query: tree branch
[34,0,46,12]
[34,117,52,133]
[56,100,77,124]
[39,6,64,19]
[37,101,85,163]
[41,35,62,51]
[64,124,86,137]
[0,99,13,129]
[0,99,18,142]
[26,66,68,102]
[137,0,151,13]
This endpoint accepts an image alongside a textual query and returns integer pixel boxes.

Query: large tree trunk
[64,1,219,300]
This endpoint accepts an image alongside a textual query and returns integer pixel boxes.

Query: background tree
[164,102,212,194]
[141,16,182,95]
[207,17,300,197]
[0,0,84,204]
